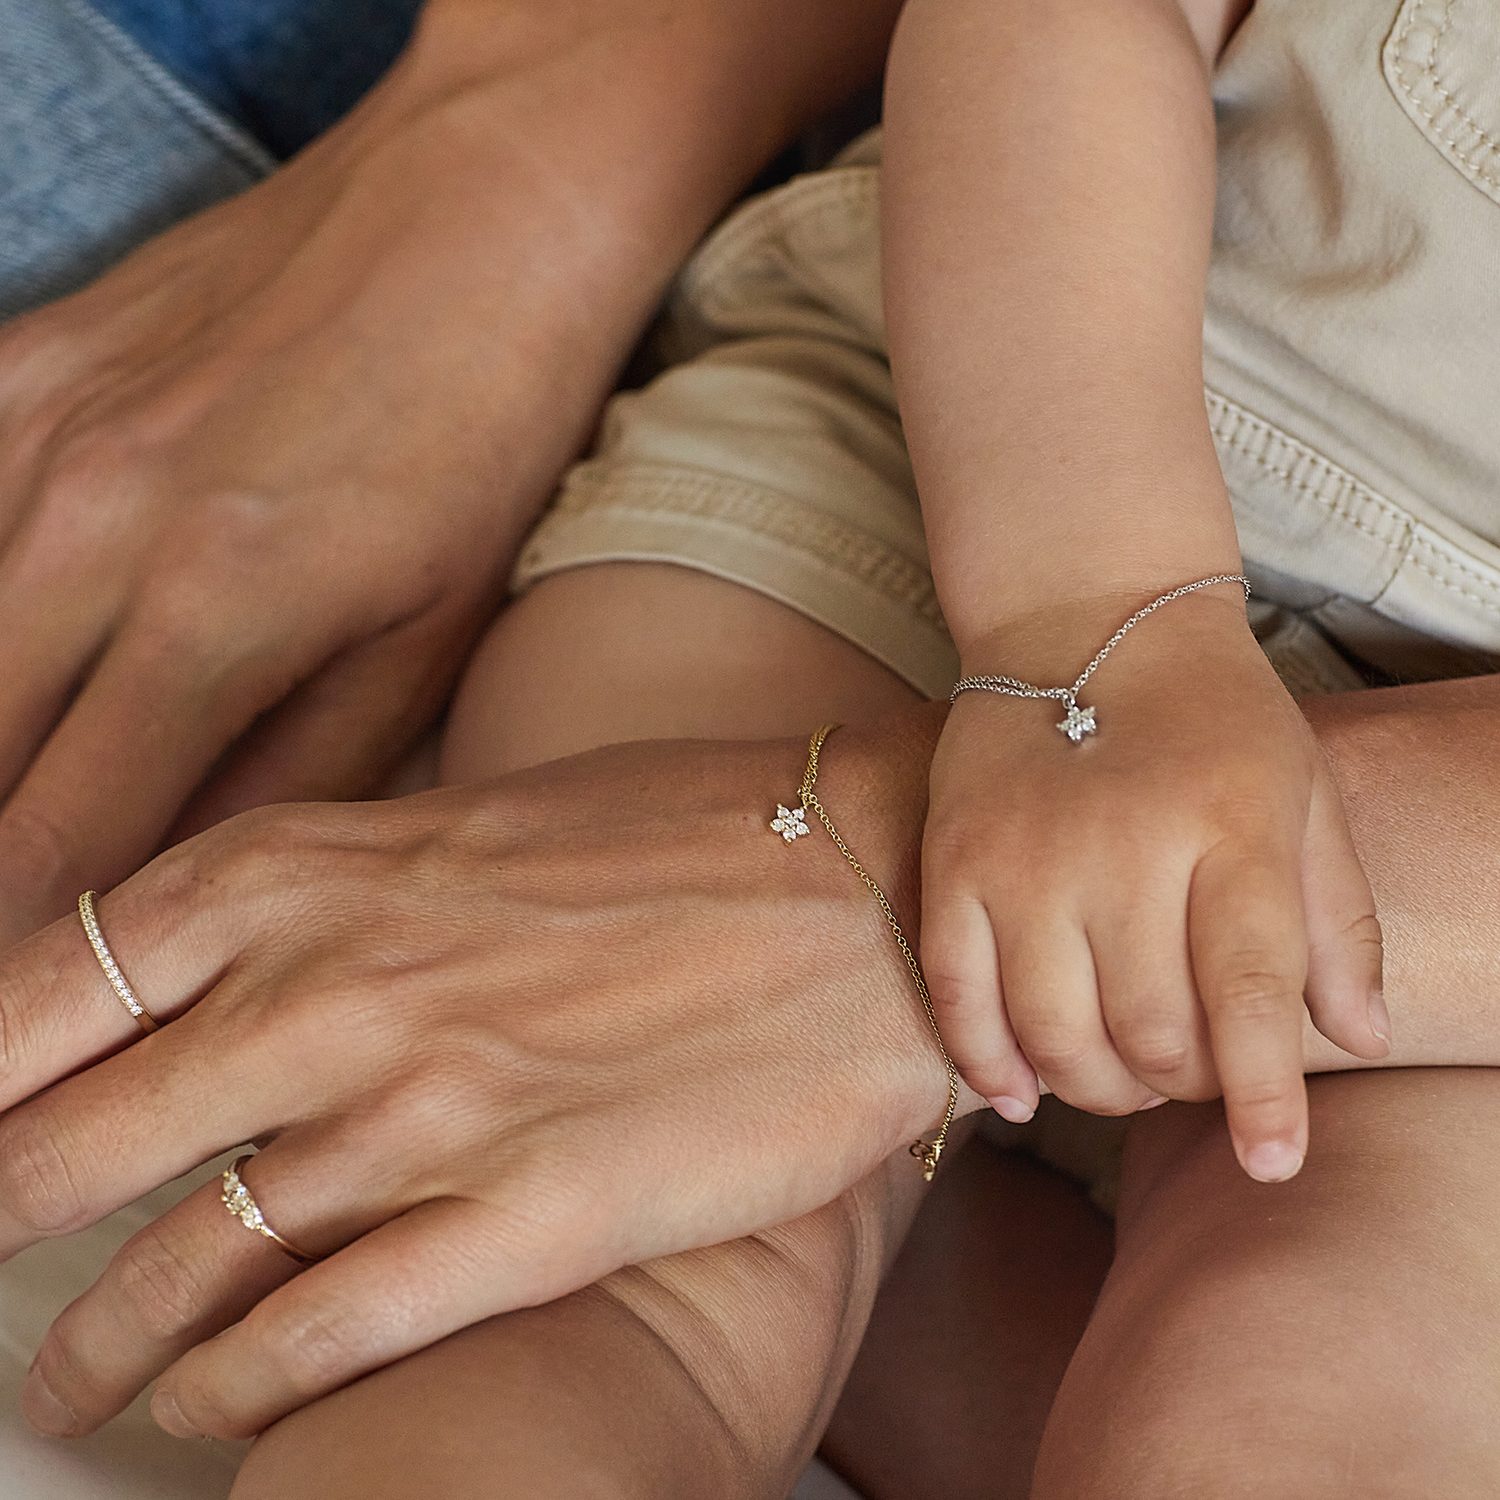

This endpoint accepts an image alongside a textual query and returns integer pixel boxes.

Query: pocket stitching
[1208,389,1500,621]
[1385,0,1500,195]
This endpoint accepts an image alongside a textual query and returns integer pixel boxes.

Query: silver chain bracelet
[949,573,1251,743]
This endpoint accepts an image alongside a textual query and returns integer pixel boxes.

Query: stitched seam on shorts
[678,171,880,320]
[59,0,276,177]
[1207,388,1500,618]
[1384,0,1500,195]
[545,462,947,627]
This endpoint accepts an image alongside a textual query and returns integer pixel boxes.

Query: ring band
[78,891,160,1035]
[221,1156,321,1267]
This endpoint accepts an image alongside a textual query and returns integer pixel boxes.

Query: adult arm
[0,0,903,947]
[0,673,1494,1441]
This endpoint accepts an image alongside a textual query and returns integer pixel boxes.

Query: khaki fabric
[514,2,1500,1208]
[516,2,1500,701]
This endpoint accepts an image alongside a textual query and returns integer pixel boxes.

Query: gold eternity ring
[78,891,160,1035]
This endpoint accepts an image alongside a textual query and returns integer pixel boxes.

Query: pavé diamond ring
[78,890,160,1035]
[221,1155,321,1266]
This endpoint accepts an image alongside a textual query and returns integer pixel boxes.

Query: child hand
[922,593,1388,1181]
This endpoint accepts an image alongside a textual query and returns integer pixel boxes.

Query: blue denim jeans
[0,0,419,318]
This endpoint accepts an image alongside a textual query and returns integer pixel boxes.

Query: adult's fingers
[1188,839,1310,1183]
[0,994,297,1259]
[0,608,331,945]
[919,882,1039,1121]
[1000,915,1157,1116]
[152,1193,619,1442]
[170,609,474,839]
[22,1136,409,1437]
[0,548,114,802]
[22,1169,296,1436]
[1301,762,1388,1059]
[0,836,281,1113]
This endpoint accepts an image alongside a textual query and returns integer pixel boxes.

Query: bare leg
[823,1141,1112,1500]
[1031,1067,1500,1497]
[232,565,1101,1499]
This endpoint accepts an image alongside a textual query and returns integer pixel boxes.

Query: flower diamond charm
[1056,703,1098,743]
[770,803,811,842]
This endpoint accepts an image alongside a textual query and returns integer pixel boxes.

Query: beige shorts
[514,0,1500,1207]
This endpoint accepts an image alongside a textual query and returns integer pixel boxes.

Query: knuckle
[924,965,993,1022]
[1227,1076,1300,1112]
[1013,1018,1094,1078]
[1112,1017,1196,1077]
[1341,909,1385,959]
[0,1114,89,1234]
[259,1302,365,1396]
[921,823,984,878]
[1210,965,1302,1023]
[114,1225,212,1341]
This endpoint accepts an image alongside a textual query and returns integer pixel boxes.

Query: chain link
[799,724,960,1180]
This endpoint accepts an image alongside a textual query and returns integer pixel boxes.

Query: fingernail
[151,1390,201,1440]
[21,1376,76,1437]
[1244,1140,1304,1183]
[989,1095,1035,1124]
[1140,1094,1171,1110]
[1368,988,1393,1047]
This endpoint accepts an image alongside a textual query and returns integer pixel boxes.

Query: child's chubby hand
[922,590,1389,1182]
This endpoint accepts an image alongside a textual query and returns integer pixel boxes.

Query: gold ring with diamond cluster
[77,890,160,1035]
[221,1156,321,1267]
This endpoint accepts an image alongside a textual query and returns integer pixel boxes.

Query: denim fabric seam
[59,0,276,177]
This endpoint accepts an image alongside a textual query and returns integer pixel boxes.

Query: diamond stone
[1056,704,1098,743]
[770,804,811,842]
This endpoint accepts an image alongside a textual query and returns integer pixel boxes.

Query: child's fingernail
[1368,988,1392,1046]
[1140,1094,1170,1110]
[1244,1140,1304,1183]
[990,1096,1035,1124]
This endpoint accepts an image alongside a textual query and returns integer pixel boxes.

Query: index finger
[1189,842,1310,1183]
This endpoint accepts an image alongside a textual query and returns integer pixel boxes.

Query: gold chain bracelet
[769,724,961,1179]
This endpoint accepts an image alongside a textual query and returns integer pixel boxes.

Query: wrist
[811,708,991,1137]
[398,0,900,267]
[952,575,1253,685]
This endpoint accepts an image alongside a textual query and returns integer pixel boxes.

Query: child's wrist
[951,577,1253,683]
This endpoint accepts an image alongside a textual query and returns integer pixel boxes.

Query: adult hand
[0,0,813,947]
[0,715,966,1441]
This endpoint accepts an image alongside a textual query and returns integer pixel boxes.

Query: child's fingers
[1302,762,1388,1059]
[1189,840,1309,1182]
[1002,918,1158,1117]
[1093,904,1217,1102]
[920,887,1039,1120]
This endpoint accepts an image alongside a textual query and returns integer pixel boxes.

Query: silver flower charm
[770,803,811,843]
[1056,703,1098,743]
